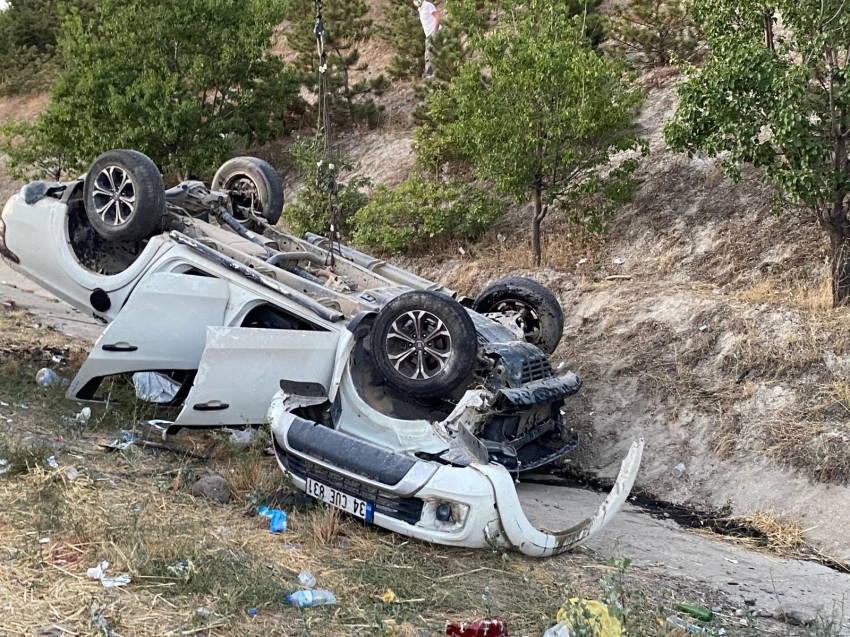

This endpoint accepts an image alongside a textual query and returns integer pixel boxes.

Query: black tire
[211,157,284,226]
[473,277,564,355]
[83,150,165,242]
[371,291,478,399]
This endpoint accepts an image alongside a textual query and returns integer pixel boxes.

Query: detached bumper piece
[491,373,582,412]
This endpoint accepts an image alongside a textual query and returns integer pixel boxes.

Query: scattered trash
[264,445,275,456]
[86,560,132,588]
[671,463,686,478]
[101,431,136,451]
[379,588,397,603]
[676,604,714,623]
[64,467,78,481]
[216,525,229,533]
[699,325,708,332]
[554,599,622,637]
[458,247,466,255]
[248,608,258,616]
[0,401,8,406]
[132,371,180,403]
[36,368,69,387]
[605,275,632,281]
[664,616,703,634]
[0,459,8,475]
[497,234,506,243]
[46,456,58,469]
[445,618,508,637]
[225,427,255,445]
[90,603,117,637]
[86,561,109,580]
[38,537,50,544]
[577,258,588,266]
[51,354,63,364]
[542,622,570,637]
[258,506,287,533]
[167,559,193,579]
[101,574,132,588]
[613,257,626,266]
[285,589,337,608]
[298,570,317,589]
[52,436,63,442]
[724,558,738,564]
[75,407,91,424]
[281,542,300,550]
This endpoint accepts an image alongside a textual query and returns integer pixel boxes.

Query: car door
[172,326,341,427]
[68,272,231,399]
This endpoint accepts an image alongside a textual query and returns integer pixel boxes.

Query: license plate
[306,478,374,522]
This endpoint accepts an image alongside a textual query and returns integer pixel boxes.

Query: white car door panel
[68,272,230,398]
[173,326,340,427]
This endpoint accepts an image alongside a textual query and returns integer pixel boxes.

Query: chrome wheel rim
[385,310,452,381]
[92,165,136,226]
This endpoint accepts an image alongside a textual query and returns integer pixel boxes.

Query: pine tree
[378,0,425,79]
[607,0,699,67]
[286,0,388,127]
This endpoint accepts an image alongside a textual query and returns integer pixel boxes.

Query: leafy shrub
[351,173,505,253]
[281,139,371,236]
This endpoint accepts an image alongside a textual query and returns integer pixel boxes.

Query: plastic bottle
[285,589,337,608]
[676,604,713,622]
[36,368,69,387]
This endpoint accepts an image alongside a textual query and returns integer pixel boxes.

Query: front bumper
[269,396,644,557]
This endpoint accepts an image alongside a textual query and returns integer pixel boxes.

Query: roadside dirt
[1,279,849,632]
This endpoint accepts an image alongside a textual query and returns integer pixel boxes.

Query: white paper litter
[132,372,180,403]
[87,560,131,587]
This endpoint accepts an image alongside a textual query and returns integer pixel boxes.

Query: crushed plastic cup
[36,368,69,387]
[298,570,317,589]
[75,407,91,424]
[672,463,686,478]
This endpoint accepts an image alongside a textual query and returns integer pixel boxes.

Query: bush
[281,139,372,236]
[351,173,505,254]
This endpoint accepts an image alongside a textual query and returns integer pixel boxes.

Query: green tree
[282,138,371,236]
[378,0,425,79]
[352,173,504,253]
[0,0,298,179]
[607,0,699,67]
[287,0,388,126]
[416,0,645,263]
[664,0,850,305]
[0,0,100,95]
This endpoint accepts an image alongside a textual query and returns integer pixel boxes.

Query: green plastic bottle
[676,603,714,622]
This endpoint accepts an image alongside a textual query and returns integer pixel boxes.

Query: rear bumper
[269,395,644,556]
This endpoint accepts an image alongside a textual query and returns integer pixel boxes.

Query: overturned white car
[0,149,643,556]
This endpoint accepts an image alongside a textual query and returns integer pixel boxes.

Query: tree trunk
[531,185,543,266]
[830,226,850,305]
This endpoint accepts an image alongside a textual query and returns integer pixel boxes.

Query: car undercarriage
[0,149,644,555]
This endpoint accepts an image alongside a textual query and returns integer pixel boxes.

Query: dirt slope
[404,83,850,565]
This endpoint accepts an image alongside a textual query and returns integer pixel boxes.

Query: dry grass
[718,511,805,554]
[0,306,696,637]
[735,277,833,313]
